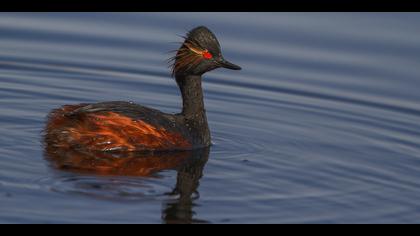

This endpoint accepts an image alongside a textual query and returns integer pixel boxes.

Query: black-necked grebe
[44,26,241,152]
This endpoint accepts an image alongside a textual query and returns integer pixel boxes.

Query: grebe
[44,26,241,152]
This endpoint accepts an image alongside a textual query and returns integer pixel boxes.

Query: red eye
[202,51,212,59]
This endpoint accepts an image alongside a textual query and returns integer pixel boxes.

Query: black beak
[218,58,241,70]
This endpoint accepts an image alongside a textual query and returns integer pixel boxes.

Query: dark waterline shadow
[44,145,210,224]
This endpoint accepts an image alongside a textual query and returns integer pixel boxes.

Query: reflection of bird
[44,26,241,153]
[45,145,192,176]
[162,148,210,224]
[44,146,210,223]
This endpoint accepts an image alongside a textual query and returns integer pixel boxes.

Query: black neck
[177,75,204,116]
[176,74,211,147]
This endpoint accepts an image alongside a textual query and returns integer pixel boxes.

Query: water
[1,13,420,224]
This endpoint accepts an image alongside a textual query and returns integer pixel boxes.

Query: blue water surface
[1,13,420,223]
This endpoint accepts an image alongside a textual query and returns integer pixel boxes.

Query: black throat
[176,74,211,147]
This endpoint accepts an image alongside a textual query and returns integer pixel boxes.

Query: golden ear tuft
[169,39,208,77]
